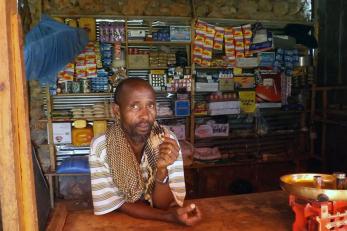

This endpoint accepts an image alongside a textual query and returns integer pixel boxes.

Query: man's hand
[171,203,202,226]
[157,134,179,171]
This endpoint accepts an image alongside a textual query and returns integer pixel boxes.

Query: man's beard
[121,121,154,144]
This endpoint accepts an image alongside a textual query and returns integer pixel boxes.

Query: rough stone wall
[40,0,310,21]
[43,0,191,17]
[27,0,41,27]
[29,80,50,172]
[194,0,310,21]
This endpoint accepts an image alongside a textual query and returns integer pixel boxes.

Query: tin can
[333,172,346,190]
[71,81,81,93]
[80,79,91,93]
[66,81,73,93]
[313,175,323,189]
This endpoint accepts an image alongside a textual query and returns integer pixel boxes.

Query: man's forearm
[119,201,175,223]
[151,168,175,209]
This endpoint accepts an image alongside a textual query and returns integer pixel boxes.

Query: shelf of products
[41,15,315,204]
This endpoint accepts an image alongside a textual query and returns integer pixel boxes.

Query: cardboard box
[196,82,219,92]
[175,100,190,116]
[209,108,240,115]
[219,78,234,91]
[128,54,149,69]
[49,123,72,144]
[208,101,240,110]
[170,26,191,41]
[168,124,186,140]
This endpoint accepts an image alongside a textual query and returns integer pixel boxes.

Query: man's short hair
[113,77,150,104]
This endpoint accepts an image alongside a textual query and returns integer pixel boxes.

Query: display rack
[43,15,315,207]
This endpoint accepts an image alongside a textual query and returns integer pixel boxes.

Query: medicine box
[170,26,191,41]
[49,122,72,144]
[175,100,190,116]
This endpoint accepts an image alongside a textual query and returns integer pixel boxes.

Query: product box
[219,78,234,91]
[208,101,240,110]
[208,108,240,115]
[49,123,72,144]
[234,76,255,89]
[128,54,149,69]
[168,124,186,140]
[258,52,275,67]
[127,29,146,39]
[211,123,229,137]
[195,82,219,92]
[170,26,191,41]
[175,100,190,116]
[235,57,259,68]
[195,123,229,138]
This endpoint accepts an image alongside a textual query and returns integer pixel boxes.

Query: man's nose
[139,107,150,120]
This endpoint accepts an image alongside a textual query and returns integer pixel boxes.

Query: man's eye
[148,104,155,109]
[130,104,139,110]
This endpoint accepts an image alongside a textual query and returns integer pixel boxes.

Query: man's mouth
[136,122,151,132]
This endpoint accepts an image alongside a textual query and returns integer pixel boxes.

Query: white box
[168,124,186,140]
[208,101,240,110]
[195,82,219,92]
[209,108,240,115]
[211,123,229,137]
[49,123,72,144]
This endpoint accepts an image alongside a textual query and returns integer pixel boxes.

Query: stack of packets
[58,42,99,81]
[70,103,108,119]
[193,20,253,67]
[98,22,125,43]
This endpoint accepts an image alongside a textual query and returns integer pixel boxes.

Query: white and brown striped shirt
[89,132,186,215]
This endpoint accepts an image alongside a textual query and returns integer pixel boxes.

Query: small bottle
[333,172,346,190]
[313,175,323,189]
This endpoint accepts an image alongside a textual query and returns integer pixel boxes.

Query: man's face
[114,84,157,144]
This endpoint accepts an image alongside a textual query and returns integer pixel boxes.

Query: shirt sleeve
[167,131,186,207]
[89,135,125,215]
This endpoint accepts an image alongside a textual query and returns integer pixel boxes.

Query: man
[89,77,202,226]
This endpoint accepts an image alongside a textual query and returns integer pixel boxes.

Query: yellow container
[93,120,107,137]
[72,120,93,146]
[79,18,96,41]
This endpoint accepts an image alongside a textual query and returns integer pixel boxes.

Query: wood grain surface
[61,191,293,231]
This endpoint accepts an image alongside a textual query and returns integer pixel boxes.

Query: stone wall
[194,0,310,21]
[40,0,310,21]
[29,80,50,172]
[43,0,191,17]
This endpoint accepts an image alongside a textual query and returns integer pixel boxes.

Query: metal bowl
[280,173,347,201]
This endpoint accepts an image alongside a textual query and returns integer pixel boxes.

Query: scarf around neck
[105,119,166,203]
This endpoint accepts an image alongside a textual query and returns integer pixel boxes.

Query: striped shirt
[89,131,186,215]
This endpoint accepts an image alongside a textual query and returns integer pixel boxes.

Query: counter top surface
[63,191,293,231]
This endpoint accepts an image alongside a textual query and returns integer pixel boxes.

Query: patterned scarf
[105,119,166,203]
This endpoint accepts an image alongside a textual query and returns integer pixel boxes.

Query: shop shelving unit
[43,14,315,206]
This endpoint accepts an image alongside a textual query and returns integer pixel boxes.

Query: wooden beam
[0,0,38,230]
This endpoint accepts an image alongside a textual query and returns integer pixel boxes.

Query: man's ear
[112,103,120,119]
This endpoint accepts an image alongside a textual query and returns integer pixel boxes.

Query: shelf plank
[128,40,190,46]
[54,93,113,97]
[198,17,315,27]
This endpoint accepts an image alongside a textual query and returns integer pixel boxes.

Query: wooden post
[0,0,38,230]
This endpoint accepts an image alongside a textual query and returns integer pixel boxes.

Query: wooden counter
[60,191,293,231]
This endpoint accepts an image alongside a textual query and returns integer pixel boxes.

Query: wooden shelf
[40,117,114,122]
[198,17,315,27]
[45,171,90,176]
[54,93,113,97]
[51,14,192,22]
[127,40,190,46]
[195,66,233,70]
[185,158,295,169]
[128,66,191,70]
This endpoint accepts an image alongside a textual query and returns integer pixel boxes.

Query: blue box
[170,26,191,41]
[175,100,190,116]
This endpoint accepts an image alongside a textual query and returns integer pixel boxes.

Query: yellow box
[128,54,149,69]
[79,18,96,41]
